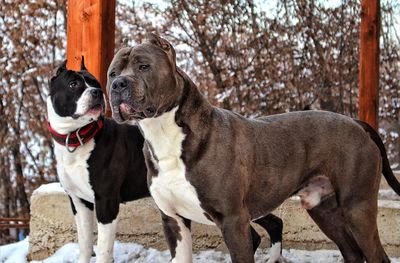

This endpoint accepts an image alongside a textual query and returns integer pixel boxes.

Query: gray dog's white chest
[139,107,214,225]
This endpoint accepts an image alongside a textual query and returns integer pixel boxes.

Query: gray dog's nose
[112,78,127,91]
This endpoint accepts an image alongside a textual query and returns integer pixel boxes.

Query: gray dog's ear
[80,56,87,71]
[146,33,172,50]
[145,33,176,66]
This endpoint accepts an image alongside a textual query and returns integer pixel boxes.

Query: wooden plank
[0,218,30,222]
[66,0,116,117]
[0,224,30,229]
[358,0,380,130]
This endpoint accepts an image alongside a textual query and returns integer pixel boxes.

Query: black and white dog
[47,59,148,263]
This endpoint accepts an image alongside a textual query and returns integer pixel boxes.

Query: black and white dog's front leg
[161,211,192,263]
[69,196,94,263]
[95,197,120,263]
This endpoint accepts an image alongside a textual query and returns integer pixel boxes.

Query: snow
[32,182,66,195]
[1,238,399,263]
[0,238,29,263]
[379,189,400,201]
[379,199,400,209]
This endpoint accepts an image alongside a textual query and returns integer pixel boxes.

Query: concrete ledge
[28,183,400,260]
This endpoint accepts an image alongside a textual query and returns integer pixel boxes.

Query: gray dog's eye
[109,72,116,78]
[139,64,150,71]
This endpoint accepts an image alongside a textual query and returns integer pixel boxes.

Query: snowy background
[1,238,399,263]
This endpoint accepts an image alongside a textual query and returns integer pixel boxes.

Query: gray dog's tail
[355,120,400,195]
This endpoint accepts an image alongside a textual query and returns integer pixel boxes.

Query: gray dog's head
[107,33,183,123]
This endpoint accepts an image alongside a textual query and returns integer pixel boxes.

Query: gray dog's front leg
[221,213,255,263]
[161,211,192,263]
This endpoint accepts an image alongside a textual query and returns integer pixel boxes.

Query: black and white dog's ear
[80,56,87,71]
[56,60,67,75]
[51,60,67,81]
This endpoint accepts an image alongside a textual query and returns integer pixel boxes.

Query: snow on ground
[0,238,29,263]
[1,238,399,263]
[32,182,65,195]
[379,189,400,201]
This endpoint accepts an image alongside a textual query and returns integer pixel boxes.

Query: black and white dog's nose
[91,89,102,97]
[112,78,127,91]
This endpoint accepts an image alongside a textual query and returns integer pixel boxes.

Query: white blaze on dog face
[73,84,103,118]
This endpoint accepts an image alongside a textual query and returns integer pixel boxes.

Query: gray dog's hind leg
[307,195,365,263]
[343,201,390,263]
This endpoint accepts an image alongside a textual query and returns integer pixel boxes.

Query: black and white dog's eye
[109,72,116,78]
[69,81,78,89]
[139,64,150,71]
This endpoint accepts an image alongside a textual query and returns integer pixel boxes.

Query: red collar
[47,118,104,151]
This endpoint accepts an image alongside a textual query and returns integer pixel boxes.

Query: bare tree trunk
[0,157,16,243]
[10,80,30,218]
[11,146,30,217]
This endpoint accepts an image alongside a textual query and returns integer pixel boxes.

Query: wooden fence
[0,217,30,230]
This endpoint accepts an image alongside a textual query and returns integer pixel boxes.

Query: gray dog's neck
[175,70,214,129]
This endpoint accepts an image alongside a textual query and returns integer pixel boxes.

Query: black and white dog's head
[47,59,105,133]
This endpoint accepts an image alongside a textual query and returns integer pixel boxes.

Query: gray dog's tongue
[119,103,133,120]
[119,103,131,114]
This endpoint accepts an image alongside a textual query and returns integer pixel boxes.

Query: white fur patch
[172,218,192,263]
[47,97,96,134]
[54,142,95,202]
[47,98,96,203]
[75,86,98,117]
[139,107,214,225]
[267,242,282,263]
[96,219,118,263]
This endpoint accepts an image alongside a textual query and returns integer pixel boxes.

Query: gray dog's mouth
[114,102,157,122]
[112,103,146,122]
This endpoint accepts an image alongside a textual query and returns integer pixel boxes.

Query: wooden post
[66,0,115,117]
[358,0,380,130]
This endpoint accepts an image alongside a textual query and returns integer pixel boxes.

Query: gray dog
[107,33,400,263]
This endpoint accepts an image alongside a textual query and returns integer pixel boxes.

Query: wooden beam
[0,218,30,222]
[66,0,115,117]
[358,0,380,130]
[0,224,30,229]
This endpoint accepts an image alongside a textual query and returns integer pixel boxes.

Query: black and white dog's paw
[266,256,287,263]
